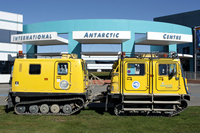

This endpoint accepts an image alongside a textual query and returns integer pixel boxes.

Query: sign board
[11,32,68,46]
[195,27,200,49]
[147,32,192,42]
[11,32,58,43]
[135,32,192,46]
[73,31,131,44]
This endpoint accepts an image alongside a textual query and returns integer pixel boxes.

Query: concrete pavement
[0,84,11,106]
[187,84,200,106]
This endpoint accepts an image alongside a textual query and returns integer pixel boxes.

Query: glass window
[159,64,176,76]
[95,60,115,64]
[0,29,10,43]
[0,29,22,43]
[29,64,41,74]
[183,47,190,54]
[0,61,14,74]
[58,63,68,75]
[127,63,145,76]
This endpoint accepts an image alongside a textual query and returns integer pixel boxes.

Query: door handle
[158,77,163,81]
[57,76,61,79]
[127,77,132,81]
[175,77,179,80]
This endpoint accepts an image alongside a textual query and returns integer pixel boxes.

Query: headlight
[59,80,69,89]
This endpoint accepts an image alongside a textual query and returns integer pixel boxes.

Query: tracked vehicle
[106,52,190,116]
[6,53,91,115]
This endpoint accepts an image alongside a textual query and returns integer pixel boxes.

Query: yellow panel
[54,61,71,90]
[110,57,188,95]
[124,61,149,93]
[12,58,87,94]
[155,62,179,91]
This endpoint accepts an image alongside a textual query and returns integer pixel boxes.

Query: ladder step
[153,109,175,111]
[153,94,180,96]
[124,93,152,96]
[123,101,152,104]
[154,101,180,104]
[123,108,176,111]
[123,108,151,111]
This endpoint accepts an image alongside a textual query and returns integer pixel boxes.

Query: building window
[0,29,10,43]
[0,29,20,43]
[197,66,200,71]
[0,61,14,74]
[58,63,68,75]
[127,63,145,76]
[29,64,41,74]
[183,47,190,54]
[197,60,200,66]
[197,54,200,59]
[95,60,115,64]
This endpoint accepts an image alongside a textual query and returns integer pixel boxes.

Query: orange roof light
[121,52,125,57]
[19,51,23,56]
[164,54,168,58]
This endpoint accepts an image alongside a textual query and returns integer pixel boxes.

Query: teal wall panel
[169,44,177,52]
[68,32,81,58]
[122,31,135,55]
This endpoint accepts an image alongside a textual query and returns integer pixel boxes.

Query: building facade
[0,11,195,83]
[20,20,192,72]
[154,10,200,72]
[0,11,23,83]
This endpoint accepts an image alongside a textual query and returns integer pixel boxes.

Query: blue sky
[0,0,200,53]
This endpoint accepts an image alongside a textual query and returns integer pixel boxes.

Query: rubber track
[14,97,84,115]
[148,106,187,117]
[114,104,187,117]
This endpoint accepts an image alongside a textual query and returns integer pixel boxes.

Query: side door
[155,61,180,91]
[124,61,149,93]
[54,61,71,90]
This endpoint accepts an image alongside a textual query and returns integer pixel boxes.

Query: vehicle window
[159,64,176,76]
[113,61,119,72]
[29,64,41,74]
[82,62,87,74]
[58,63,68,75]
[127,63,145,76]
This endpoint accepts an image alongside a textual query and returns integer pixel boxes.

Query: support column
[121,32,135,56]
[68,33,81,58]
[168,44,177,53]
[26,44,37,58]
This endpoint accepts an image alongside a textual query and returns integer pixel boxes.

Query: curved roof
[23,19,192,35]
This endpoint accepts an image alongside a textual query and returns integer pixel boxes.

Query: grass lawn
[0,106,200,133]
[89,72,110,79]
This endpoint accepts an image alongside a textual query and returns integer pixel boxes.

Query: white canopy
[11,32,68,46]
[135,32,192,45]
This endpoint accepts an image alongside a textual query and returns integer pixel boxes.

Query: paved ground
[0,84,11,106]
[187,84,200,106]
[0,83,199,106]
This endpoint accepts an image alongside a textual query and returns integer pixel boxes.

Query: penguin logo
[132,81,140,89]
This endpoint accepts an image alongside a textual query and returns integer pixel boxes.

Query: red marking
[150,75,154,77]
[44,78,48,80]
[122,52,125,57]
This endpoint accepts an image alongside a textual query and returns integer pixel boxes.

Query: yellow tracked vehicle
[106,52,190,116]
[6,53,91,115]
